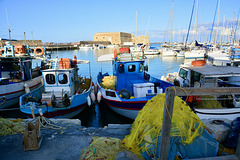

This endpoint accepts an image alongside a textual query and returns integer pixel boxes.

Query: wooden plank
[159,87,175,160]
[174,87,240,96]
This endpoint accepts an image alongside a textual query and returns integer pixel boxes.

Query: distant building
[93,32,149,46]
[134,36,149,45]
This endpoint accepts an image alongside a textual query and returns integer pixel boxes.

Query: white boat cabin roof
[181,64,240,77]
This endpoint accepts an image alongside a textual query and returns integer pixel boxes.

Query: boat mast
[145,15,151,36]
[233,10,240,46]
[184,0,196,50]
[195,0,198,41]
[164,1,174,43]
[209,0,220,45]
[214,0,221,45]
[171,1,174,44]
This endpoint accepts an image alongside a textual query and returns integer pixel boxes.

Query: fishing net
[100,76,115,90]
[122,93,207,158]
[195,95,223,109]
[0,118,26,136]
[80,136,123,160]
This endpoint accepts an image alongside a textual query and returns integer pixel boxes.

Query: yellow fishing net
[0,118,26,136]
[195,95,223,109]
[122,93,205,158]
[100,76,115,90]
[80,136,123,160]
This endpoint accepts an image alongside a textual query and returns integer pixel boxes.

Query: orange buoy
[191,60,206,66]
[14,45,25,54]
[34,47,44,56]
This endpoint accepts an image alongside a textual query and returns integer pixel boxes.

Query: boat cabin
[42,67,77,96]
[176,61,240,88]
[113,59,154,98]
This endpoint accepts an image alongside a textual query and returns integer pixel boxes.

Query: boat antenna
[5,8,11,40]
[31,31,34,46]
[184,0,196,50]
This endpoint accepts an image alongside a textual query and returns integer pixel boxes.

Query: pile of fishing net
[80,136,123,160]
[122,93,219,159]
[100,75,115,90]
[189,95,223,109]
[0,118,26,136]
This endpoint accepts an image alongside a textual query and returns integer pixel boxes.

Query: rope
[28,116,62,130]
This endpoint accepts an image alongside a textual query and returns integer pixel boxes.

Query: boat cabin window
[179,68,188,79]
[46,74,56,84]
[128,64,136,72]
[118,64,124,74]
[58,73,68,84]
[139,63,143,73]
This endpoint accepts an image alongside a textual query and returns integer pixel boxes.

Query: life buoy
[191,60,206,66]
[14,45,25,54]
[34,47,44,56]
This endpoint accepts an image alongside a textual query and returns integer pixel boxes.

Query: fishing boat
[144,46,160,55]
[20,56,92,118]
[0,42,42,109]
[79,45,93,50]
[97,50,173,120]
[169,59,240,120]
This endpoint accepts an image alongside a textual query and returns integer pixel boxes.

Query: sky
[0,0,239,43]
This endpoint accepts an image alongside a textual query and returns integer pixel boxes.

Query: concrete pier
[0,119,132,160]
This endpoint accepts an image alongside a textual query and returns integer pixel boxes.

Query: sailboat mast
[185,0,196,49]
[209,0,219,45]
[171,1,174,43]
[195,0,198,41]
[214,0,221,45]
[145,15,151,36]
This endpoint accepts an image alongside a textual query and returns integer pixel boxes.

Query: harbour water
[0,48,186,127]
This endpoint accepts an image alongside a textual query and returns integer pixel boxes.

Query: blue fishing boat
[20,56,92,118]
[97,50,173,120]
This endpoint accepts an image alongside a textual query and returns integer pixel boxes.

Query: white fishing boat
[79,45,93,50]
[0,42,43,109]
[20,56,92,118]
[173,60,240,120]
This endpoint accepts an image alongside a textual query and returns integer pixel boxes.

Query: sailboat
[162,1,177,57]
[184,0,206,59]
